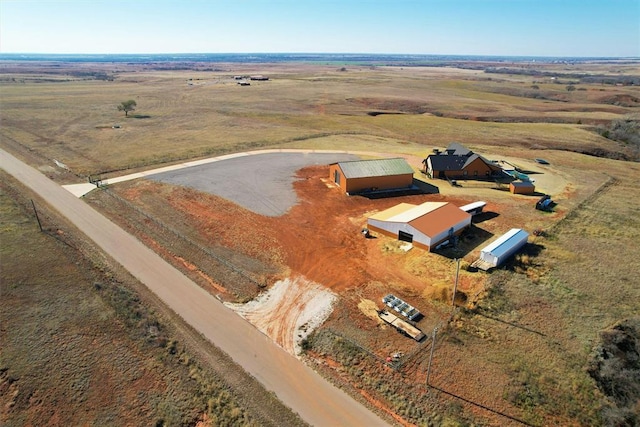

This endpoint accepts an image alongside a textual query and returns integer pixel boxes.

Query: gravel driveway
[148,152,359,216]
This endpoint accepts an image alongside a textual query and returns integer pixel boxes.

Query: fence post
[452,258,461,304]
[426,327,438,387]
[31,199,43,232]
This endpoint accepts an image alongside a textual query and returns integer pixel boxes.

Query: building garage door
[398,230,413,243]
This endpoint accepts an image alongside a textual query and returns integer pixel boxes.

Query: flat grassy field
[1,61,638,178]
[1,59,639,426]
[0,172,306,426]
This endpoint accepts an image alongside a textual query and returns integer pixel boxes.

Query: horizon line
[1,52,639,61]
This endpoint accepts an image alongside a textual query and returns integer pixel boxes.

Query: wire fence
[545,175,617,235]
[99,186,267,300]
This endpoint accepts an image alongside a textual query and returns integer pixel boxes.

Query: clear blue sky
[1,0,638,57]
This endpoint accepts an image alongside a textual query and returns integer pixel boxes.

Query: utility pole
[426,326,438,387]
[31,199,43,232]
[451,258,460,316]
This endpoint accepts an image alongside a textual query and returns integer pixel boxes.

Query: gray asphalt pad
[148,152,359,216]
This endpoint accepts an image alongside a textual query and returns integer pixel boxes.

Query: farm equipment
[382,294,422,321]
[378,310,425,342]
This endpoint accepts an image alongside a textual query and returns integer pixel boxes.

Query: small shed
[479,228,529,267]
[329,158,414,195]
[510,181,535,194]
[367,202,471,251]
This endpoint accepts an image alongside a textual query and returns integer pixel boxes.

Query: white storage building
[460,201,486,216]
[367,202,471,251]
[479,228,529,267]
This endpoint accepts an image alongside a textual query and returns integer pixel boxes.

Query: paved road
[1,148,390,427]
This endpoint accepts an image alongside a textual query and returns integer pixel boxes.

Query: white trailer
[460,201,486,216]
[479,228,529,268]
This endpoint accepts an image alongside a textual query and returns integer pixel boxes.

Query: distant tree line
[68,70,115,81]
[484,68,640,85]
[595,115,640,161]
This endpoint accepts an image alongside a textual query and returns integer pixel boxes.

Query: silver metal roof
[337,158,414,179]
[481,228,529,257]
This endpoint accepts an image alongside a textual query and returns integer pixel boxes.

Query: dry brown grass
[0,172,305,427]
[1,62,637,178]
[2,59,640,426]
[447,157,640,425]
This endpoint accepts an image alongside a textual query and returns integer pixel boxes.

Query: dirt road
[0,148,390,427]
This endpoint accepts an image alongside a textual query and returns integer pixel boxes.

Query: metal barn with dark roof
[329,158,415,195]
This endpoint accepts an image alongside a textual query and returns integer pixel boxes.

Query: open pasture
[2,59,639,426]
[1,60,638,178]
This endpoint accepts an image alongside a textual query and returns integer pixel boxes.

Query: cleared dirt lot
[96,152,572,358]
[87,140,635,426]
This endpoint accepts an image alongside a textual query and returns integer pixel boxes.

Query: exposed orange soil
[160,164,484,295]
[116,159,579,426]
[175,255,228,294]
[141,164,486,354]
[358,388,414,427]
[134,228,230,296]
[277,165,482,293]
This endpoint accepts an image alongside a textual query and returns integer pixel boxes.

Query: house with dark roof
[422,142,502,180]
[329,158,415,195]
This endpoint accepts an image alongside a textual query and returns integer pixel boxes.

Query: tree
[117,99,137,117]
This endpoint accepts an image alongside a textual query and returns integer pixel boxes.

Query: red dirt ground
[116,160,578,426]
[162,163,487,296]
[138,164,489,355]
[157,163,489,351]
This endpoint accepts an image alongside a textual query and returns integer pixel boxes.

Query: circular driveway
[147,152,359,216]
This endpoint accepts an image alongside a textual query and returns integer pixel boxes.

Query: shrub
[588,318,640,423]
[596,116,640,147]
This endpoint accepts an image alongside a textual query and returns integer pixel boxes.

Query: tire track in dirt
[225,277,337,355]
